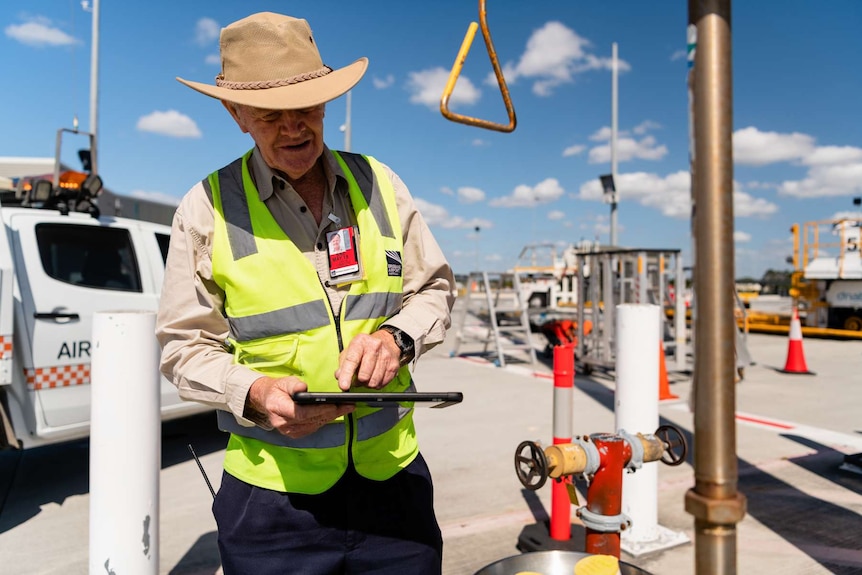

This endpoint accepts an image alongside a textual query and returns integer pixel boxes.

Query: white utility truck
[791,217,862,333]
[0,151,207,450]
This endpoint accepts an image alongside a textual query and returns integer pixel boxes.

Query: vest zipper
[331,300,356,466]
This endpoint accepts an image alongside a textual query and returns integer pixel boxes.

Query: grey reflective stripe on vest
[216,386,413,447]
[343,291,403,322]
[228,300,331,341]
[337,152,395,239]
[217,410,345,448]
[201,176,214,205]
[356,403,413,440]
[218,158,258,261]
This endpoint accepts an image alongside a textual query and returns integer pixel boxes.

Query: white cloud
[413,198,492,230]
[373,74,395,89]
[472,138,489,147]
[734,231,752,243]
[195,18,220,46]
[439,186,454,196]
[407,67,480,109]
[745,181,776,190]
[779,162,862,198]
[562,144,585,157]
[205,53,220,66]
[632,120,662,135]
[734,127,862,199]
[802,145,862,166]
[670,49,687,61]
[136,110,202,138]
[457,187,485,204]
[589,136,668,164]
[733,126,814,166]
[734,190,780,217]
[492,21,630,97]
[590,127,614,142]
[577,171,778,219]
[548,210,565,220]
[127,190,181,206]
[5,18,78,47]
[490,178,564,207]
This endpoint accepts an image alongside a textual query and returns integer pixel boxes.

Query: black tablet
[292,391,463,409]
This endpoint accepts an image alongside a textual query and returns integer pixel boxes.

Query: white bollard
[615,304,689,557]
[89,311,160,575]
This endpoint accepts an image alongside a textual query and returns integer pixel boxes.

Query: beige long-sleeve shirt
[156,146,456,426]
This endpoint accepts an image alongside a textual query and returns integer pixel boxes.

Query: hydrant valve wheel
[515,440,548,490]
[655,424,688,466]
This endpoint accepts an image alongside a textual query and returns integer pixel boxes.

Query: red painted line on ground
[532,372,553,380]
[459,356,490,365]
[735,413,795,430]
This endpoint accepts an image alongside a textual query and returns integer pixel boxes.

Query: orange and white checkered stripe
[0,335,12,360]
[25,363,90,391]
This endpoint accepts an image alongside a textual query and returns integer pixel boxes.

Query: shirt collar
[247,146,349,202]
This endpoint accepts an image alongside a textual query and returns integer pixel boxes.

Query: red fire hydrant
[515,426,686,557]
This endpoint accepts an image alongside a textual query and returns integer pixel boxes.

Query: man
[156,12,455,575]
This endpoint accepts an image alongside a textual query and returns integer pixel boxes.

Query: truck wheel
[844,314,862,332]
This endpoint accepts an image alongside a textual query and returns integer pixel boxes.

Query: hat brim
[177,57,368,109]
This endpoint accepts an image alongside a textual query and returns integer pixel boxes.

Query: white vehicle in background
[0,145,207,450]
[791,217,862,333]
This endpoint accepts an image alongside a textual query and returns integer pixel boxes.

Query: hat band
[216,66,333,90]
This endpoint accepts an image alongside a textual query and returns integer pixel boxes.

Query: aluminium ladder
[451,271,538,367]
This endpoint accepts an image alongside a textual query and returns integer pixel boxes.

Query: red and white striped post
[550,343,575,540]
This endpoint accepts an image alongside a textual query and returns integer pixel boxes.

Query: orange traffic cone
[659,341,679,400]
[779,307,815,375]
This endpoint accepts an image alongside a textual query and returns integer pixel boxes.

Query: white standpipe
[89,311,160,575]
[615,304,689,556]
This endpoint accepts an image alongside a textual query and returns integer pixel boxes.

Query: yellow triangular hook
[440,0,517,133]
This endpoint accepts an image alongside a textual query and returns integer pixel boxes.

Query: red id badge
[327,226,363,284]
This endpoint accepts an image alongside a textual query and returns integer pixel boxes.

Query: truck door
[10,212,155,430]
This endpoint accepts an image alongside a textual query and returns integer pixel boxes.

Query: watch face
[383,326,413,355]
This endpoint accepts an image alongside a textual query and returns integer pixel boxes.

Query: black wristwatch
[379,325,415,366]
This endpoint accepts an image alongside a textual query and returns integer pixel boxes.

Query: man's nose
[278,111,306,135]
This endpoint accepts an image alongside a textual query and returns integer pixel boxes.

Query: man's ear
[222,100,249,134]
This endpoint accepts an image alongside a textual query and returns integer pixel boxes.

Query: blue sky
[3,1,861,279]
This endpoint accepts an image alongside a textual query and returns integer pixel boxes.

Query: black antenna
[188,443,216,499]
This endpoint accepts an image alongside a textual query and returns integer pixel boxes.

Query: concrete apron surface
[1,327,861,574]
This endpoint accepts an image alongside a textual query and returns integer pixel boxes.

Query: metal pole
[344,90,352,152]
[685,2,747,574]
[550,344,575,541]
[89,0,100,173]
[610,43,619,247]
[616,305,659,543]
[89,311,160,574]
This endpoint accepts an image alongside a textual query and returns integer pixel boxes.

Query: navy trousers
[213,453,443,575]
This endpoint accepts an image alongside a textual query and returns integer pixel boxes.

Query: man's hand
[335,330,401,390]
[245,376,354,438]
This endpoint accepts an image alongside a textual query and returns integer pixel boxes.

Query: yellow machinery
[741,218,862,338]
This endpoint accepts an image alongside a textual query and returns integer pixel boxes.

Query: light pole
[600,174,617,242]
[610,42,619,247]
[474,226,481,272]
[339,91,352,152]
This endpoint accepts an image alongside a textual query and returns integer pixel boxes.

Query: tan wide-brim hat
[177,12,367,110]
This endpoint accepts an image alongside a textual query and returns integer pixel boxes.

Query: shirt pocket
[233,337,303,377]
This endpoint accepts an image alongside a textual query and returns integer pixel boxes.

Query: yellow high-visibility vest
[208,149,416,494]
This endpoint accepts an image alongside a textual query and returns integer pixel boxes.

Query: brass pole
[685,1,747,574]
